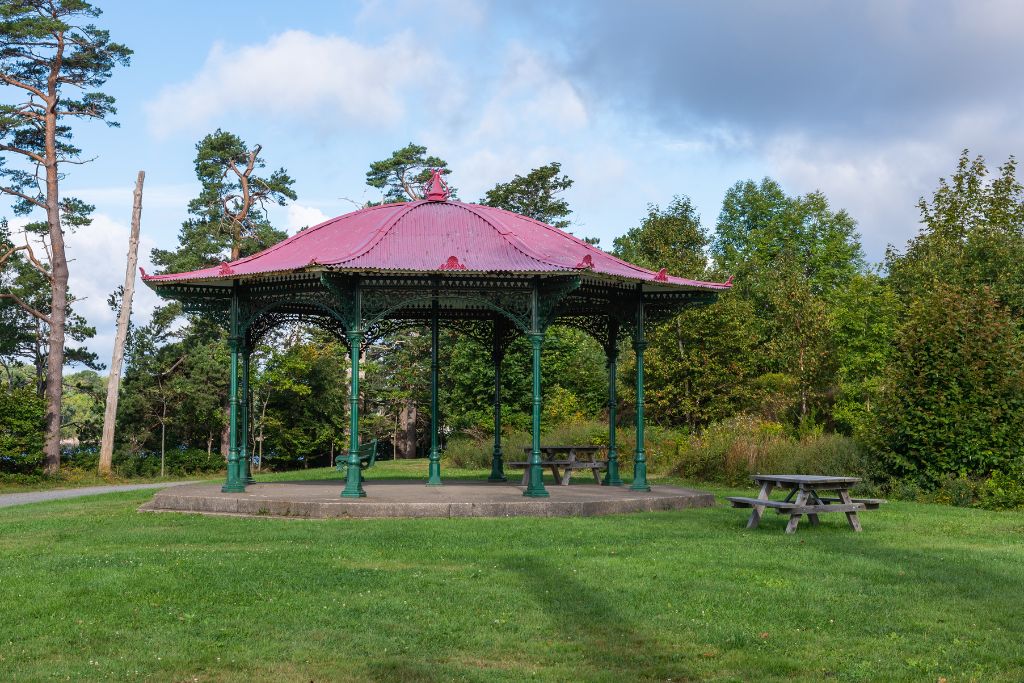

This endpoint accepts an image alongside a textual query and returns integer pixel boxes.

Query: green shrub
[0,388,46,474]
[977,465,1024,510]
[667,415,870,485]
[869,284,1024,483]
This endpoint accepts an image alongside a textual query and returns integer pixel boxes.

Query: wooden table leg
[591,467,602,484]
[747,481,775,529]
[785,490,809,534]
[807,489,821,527]
[838,489,863,531]
[521,467,530,486]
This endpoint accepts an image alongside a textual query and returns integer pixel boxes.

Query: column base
[629,482,652,492]
[523,487,550,498]
[602,459,624,486]
[341,488,367,498]
[488,475,508,482]
[427,454,442,486]
[221,483,246,493]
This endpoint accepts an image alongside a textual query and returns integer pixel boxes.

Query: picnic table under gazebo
[142,170,731,501]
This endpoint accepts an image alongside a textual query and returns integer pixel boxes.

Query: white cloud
[7,214,162,370]
[146,30,440,137]
[287,203,331,233]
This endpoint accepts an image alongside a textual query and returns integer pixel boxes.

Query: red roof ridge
[202,201,403,275]
[456,202,581,271]
[331,200,422,266]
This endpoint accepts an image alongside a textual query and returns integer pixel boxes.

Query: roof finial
[654,268,668,281]
[218,261,235,276]
[425,168,449,201]
[439,255,466,270]
[575,254,594,270]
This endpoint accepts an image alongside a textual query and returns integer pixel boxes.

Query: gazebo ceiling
[141,178,730,294]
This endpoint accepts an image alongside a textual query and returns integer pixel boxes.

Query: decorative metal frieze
[150,283,232,329]
[246,310,348,349]
[535,276,581,331]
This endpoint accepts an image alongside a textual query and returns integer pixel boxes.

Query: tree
[712,179,865,425]
[152,130,295,272]
[613,197,757,429]
[0,0,130,473]
[366,143,452,203]
[613,197,708,276]
[1,220,99,395]
[481,162,573,229]
[870,283,1024,483]
[98,170,143,475]
[886,151,1024,318]
[152,131,296,456]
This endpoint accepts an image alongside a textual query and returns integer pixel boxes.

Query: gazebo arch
[143,171,730,499]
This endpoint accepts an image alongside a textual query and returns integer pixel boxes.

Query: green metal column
[603,317,623,486]
[631,287,651,492]
[221,287,245,493]
[341,285,365,498]
[427,299,442,486]
[524,282,549,498]
[242,341,254,485]
[488,318,507,482]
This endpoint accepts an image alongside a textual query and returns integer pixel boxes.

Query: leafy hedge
[870,284,1024,484]
[0,388,46,474]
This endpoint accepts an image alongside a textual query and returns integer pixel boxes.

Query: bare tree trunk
[160,408,166,478]
[220,404,230,459]
[397,400,417,458]
[98,171,145,475]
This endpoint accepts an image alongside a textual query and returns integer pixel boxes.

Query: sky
[6,0,1024,369]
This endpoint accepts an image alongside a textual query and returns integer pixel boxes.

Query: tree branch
[0,292,52,324]
[0,144,46,165]
[0,73,49,101]
[0,185,47,211]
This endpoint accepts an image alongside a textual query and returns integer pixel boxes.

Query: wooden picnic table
[508,446,607,486]
[727,474,886,533]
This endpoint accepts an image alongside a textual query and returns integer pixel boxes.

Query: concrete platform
[139,479,716,519]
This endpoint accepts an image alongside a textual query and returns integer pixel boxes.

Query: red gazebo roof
[142,191,730,291]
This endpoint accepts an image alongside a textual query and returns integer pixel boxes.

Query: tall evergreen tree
[366,143,453,203]
[153,130,296,273]
[481,162,573,229]
[0,0,130,472]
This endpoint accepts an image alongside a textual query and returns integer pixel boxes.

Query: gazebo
[142,171,730,499]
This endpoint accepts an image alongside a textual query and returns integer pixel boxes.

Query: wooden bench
[818,497,887,510]
[730,475,886,533]
[335,439,378,476]
[508,445,606,485]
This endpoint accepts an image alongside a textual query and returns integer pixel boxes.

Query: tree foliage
[152,130,295,272]
[481,162,573,229]
[0,0,130,472]
[870,283,1024,482]
[366,143,453,202]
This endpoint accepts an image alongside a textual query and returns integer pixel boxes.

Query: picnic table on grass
[509,446,607,486]
[727,474,886,533]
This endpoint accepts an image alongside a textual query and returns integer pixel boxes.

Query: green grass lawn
[0,469,214,495]
[1,461,1022,682]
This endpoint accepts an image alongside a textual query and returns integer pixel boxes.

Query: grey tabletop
[751,474,861,485]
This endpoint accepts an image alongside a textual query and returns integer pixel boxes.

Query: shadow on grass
[501,554,688,681]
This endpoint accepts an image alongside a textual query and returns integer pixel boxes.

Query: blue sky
[8,0,1024,366]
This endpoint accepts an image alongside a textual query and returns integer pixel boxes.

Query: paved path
[0,481,195,509]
